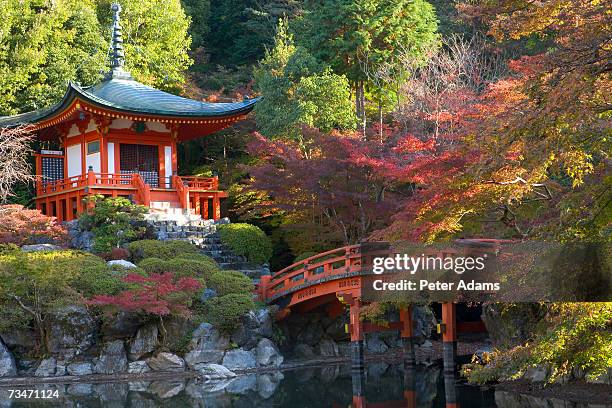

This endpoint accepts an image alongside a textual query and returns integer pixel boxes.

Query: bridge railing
[259,242,391,302]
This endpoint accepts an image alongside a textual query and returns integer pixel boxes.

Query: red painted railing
[178,176,220,190]
[36,172,135,195]
[259,242,391,302]
[132,173,151,207]
[259,239,512,304]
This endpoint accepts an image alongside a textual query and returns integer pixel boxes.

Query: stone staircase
[146,217,265,278]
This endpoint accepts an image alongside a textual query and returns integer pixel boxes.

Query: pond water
[0,363,556,407]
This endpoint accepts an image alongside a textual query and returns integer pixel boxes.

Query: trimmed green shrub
[139,257,219,281]
[78,196,148,253]
[206,293,255,332]
[217,223,272,264]
[208,270,254,296]
[128,240,200,262]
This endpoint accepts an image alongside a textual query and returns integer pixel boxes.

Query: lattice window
[119,144,159,187]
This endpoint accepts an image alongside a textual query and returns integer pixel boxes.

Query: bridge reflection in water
[346,364,462,408]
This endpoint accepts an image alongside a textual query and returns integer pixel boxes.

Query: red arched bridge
[257,240,508,370]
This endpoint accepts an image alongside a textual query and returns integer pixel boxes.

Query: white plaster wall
[164,146,172,187]
[148,121,169,133]
[66,144,82,177]
[110,118,133,129]
[66,124,80,138]
[86,152,101,173]
[108,142,115,174]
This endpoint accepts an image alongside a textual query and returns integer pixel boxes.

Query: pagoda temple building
[0,3,256,222]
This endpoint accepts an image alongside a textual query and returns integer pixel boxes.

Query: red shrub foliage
[108,247,130,261]
[88,273,202,317]
[0,204,68,246]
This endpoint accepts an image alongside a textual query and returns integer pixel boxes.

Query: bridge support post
[400,306,415,366]
[441,302,457,373]
[349,300,365,371]
[403,362,417,408]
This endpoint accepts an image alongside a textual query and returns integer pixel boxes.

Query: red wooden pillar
[202,198,209,219]
[400,306,416,365]
[56,198,63,222]
[194,193,201,216]
[65,195,73,221]
[212,195,221,220]
[441,302,457,373]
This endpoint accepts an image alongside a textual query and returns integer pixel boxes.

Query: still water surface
[0,363,546,407]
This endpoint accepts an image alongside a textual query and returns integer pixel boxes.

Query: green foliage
[206,0,302,65]
[127,239,200,262]
[463,303,612,384]
[254,21,356,139]
[0,249,124,349]
[139,256,219,281]
[181,0,210,49]
[217,223,273,264]
[297,0,439,82]
[0,0,192,116]
[79,196,148,253]
[208,270,254,296]
[205,293,255,332]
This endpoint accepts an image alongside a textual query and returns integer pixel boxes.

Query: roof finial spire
[108,3,131,79]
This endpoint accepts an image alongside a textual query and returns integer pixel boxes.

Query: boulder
[65,220,94,251]
[196,363,237,380]
[94,340,128,374]
[294,343,315,359]
[366,335,388,354]
[231,308,274,349]
[184,323,229,369]
[45,306,96,358]
[107,259,137,269]
[129,323,158,360]
[101,312,141,339]
[0,329,36,352]
[0,339,16,377]
[523,365,550,382]
[34,357,58,377]
[21,244,63,252]
[200,288,217,302]
[412,305,436,343]
[147,352,185,372]
[128,360,151,374]
[222,348,257,370]
[318,339,339,357]
[295,320,324,346]
[256,338,284,367]
[67,362,93,376]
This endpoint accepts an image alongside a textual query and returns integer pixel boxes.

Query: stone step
[218,261,260,270]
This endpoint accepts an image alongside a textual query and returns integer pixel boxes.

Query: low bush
[206,293,255,332]
[217,223,272,264]
[139,256,219,281]
[462,303,612,384]
[79,196,149,253]
[0,249,124,350]
[0,204,68,246]
[208,270,254,296]
[128,240,200,262]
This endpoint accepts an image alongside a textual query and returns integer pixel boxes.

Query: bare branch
[0,125,34,203]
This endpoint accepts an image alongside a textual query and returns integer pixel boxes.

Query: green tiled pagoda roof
[0,78,258,128]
